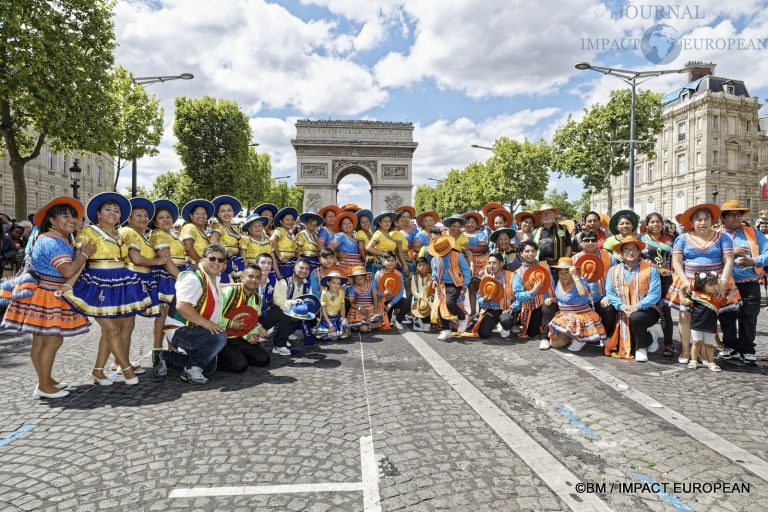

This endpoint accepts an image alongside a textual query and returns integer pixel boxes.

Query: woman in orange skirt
[1,198,95,399]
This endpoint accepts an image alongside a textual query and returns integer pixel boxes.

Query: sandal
[662,345,674,357]
[687,360,698,370]
[709,363,722,372]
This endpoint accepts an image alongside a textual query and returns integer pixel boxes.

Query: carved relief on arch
[301,163,328,178]
[332,160,377,181]
[384,193,404,211]
[306,193,322,212]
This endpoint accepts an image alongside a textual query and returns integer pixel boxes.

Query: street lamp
[575,62,688,209]
[273,175,290,180]
[471,143,521,214]
[69,159,82,200]
[428,178,444,184]
[470,144,493,151]
[129,72,195,197]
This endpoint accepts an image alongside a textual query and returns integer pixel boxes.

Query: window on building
[647,162,655,182]
[696,152,701,165]
[677,121,686,141]
[32,191,38,208]
[713,150,719,163]
[746,120,752,132]
[746,153,752,167]
[663,161,669,175]
[713,115,720,130]
[97,165,103,185]
[726,84,735,95]
[86,164,91,177]
[696,116,702,130]
[728,116,737,135]
[48,150,54,171]
[727,148,737,171]
[48,185,55,202]
[676,153,686,175]
[61,154,68,175]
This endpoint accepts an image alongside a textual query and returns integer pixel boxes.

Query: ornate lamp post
[69,159,82,200]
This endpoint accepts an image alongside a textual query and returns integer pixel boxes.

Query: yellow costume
[119,226,156,273]
[211,221,241,255]
[149,229,187,268]
[272,227,297,261]
[179,223,209,263]
[296,229,320,258]
[320,289,343,316]
[240,234,272,264]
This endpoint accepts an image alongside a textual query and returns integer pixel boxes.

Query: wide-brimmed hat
[411,296,432,318]
[254,203,278,218]
[274,207,299,227]
[681,203,721,232]
[241,212,269,232]
[181,199,214,223]
[560,219,575,234]
[482,202,506,218]
[489,227,516,243]
[550,257,574,269]
[129,197,155,220]
[514,211,537,227]
[318,204,342,219]
[320,270,349,287]
[675,213,683,224]
[535,203,560,215]
[416,211,439,228]
[224,305,259,338]
[323,264,348,276]
[614,235,647,253]
[335,211,358,231]
[299,212,324,227]
[720,199,750,214]
[395,205,416,219]
[349,265,370,277]
[427,234,455,257]
[340,203,361,213]
[297,294,321,317]
[372,211,396,231]
[522,264,551,292]
[87,192,132,225]
[355,209,373,224]
[212,195,242,217]
[35,197,84,229]
[283,301,316,320]
[442,214,467,227]
[599,213,610,230]
[609,210,640,234]
[479,275,504,303]
[487,208,512,229]
[377,270,403,296]
[152,199,179,223]
[574,254,604,283]
[462,211,484,226]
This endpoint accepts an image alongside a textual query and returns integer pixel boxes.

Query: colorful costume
[512,261,555,339]
[240,233,272,265]
[548,279,606,344]
[330,232,363,273]
[119,226,161,317]
[272,226,297,278]
[179,223,210,266]
[368,230,397,273]
[465,229,489,278]
[149,229,186,303]
[315,289,348,340]
[347,280,382,329]
[296,229,321,270]
[210,221,243,283]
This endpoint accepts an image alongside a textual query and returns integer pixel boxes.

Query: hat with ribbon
[35,197,84,229]
[241,212,270,232]
[487,208,512,229]
[181,199,214,224]
[478,275,504,303]
[522,264,552,292]
[224,305,259,337]
[87,192,132,225]
[377,270,402,296]
[550,257,575,269]
[283,297,317,320]
[411,296,432,318]
[320,270,349,287]
[489,227,516,243]
[427,234,455,257]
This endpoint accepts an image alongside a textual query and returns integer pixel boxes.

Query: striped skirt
[665,261,741,313]
[548,303,606,344]
[338,252,363,275]
[2,274,90,337]
[471,253,489,278]
[64,266,152,318]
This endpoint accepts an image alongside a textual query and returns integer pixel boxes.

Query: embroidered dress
[355,229,375,272]
[64,225,151,318]
[315,289,348,339]
[400,226,418,274]
[149,229,186,303]
[641,233,674,276]
[368,230,397,273]
[1,232,90,336]
[330,232,363,273]
[272,226,297,278]
[347,280,382,328]
[318,226,336,250]
[665,232,741,312]
[179,223,210,266]
[210,221,243,283]
[512,261,553,339]
[240,234,272,265]
[296,229,321,270]
[119,226,161,317]
[465,229,489,278]
[548,280,606,344]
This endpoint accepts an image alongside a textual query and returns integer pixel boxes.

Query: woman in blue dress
[329,211,363,274]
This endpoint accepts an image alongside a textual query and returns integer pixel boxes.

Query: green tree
[239,150,272,214]
[149,170,196,207]
[414,184,438,213]
[0,0,117,218]
[110,66,165,191]
[485,137,551,209]
[173,96,252,198]
[552,89,663,214]
[528,190,578,220]
[270,181,304,210]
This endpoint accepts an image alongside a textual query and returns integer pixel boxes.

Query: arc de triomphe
[292,120,417,213]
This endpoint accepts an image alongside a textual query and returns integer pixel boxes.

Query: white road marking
[360,435,382,512]
[404,332,612,512]
[555,351,768,482]
[169,482,363,498]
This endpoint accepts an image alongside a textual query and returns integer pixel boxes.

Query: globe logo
[641,24,682,64]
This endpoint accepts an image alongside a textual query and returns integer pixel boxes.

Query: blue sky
[115,0,768,209]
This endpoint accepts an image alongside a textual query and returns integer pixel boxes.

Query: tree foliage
[270,181,304,211]
[552,89,664,214]
[0,0,117,217]
[239,150,273,213]
[528,191,579,220]
[144,170,196,206]
[173,96,252,198]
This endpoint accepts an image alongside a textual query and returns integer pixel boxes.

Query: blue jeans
[165,326,227,376]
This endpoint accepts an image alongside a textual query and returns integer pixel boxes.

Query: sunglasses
[207,256,227,263]
[581,238,597,243]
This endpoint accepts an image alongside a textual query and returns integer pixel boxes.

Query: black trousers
[594,301,617,338]
[657,275,674,346]
[387,295,411,323]
[526,303,558,337]
[259,306,290,347]
[628,309,660,350]
[217,337,271,373]
[720,281,761,355]
[477,309,515,339]
[440,284,466,329]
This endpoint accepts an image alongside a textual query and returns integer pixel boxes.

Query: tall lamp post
[129,73,194,197]
[574,62,687,210]
[470,143,519,214]
[69,159,82,200]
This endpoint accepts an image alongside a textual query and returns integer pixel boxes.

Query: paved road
[1,307,767,511]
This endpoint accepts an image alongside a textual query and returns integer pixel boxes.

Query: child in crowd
[410,257,433,332]
[309,248,337,297]
[316,271,349,341]
[682,271,731,372]
[373,251,410,329]
[347,266,381,333]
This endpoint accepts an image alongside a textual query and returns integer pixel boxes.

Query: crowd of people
[2,192,766,400]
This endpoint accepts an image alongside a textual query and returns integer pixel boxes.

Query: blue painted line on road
[627,470,693,512]
[556,405,598,439]
[0,424,37,447]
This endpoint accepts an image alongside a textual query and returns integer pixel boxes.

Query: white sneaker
[635,348,648,362]
[500,329,511,338]
[394,320,404,329]
[181,366,208,384]
[511,325,522,334]
[437,329,451,341]
[289,333,299,341]
[539,339,551,350]
[272,346,291,356]
[568,340,586,352]
[457,318,468,333]
[648,339,659,353]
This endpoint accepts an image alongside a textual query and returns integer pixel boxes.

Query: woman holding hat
[209,195,244,283]
[271,207,299,279]
[296,212,324,271]
[65,192,152,386]
[148,199,187,377]
[239,213,272,266]
[640,212,676,356]
[329,211,363,274]
[354,209,375,272]
[2,197,95,399]
[254,203,278,237]
[463,211,489,319]
[512,240,556,342]
[365,212,399,274]
[666,203,738,364]
[515,211,537,243]
[317,205,341,253]
[547,257,606,352]
[603,210,640,258]
[179,199,214,267]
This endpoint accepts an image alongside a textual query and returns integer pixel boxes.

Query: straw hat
[478,275,504,303]
[427,234,455,257]
[35,197,84,229]
[614,235,647,253]
[535,203,560,214]
[681,203,720,232]
[411,296,432,317]
[487,208,512,229]
[320,270,349,287]
[550,257,575,269]
[719,199,750,214]
[349,265,370,277]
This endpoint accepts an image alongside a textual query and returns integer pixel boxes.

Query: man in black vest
[272,257,313,355]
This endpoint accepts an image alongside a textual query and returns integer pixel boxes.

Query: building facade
[591,62,768,221]
[0,144,114,219]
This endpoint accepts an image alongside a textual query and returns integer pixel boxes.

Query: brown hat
[719,199,750,214]
[427,234,455,257]
[614,235,647,253]
[334,211,358,231]
[681,203,720,231]
[514,210,537,227]
[487,208,512,229]
[462,211,484,226]
[416,210,439,228]
[535,203,560,214]
[411,296,432,317]
[481,202,506,217]
[478,275,504,303]
[395,205,416,218]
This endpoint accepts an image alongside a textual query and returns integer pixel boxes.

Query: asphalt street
[1,306,767,511]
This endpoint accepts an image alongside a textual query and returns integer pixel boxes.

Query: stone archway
[292,120,417,212]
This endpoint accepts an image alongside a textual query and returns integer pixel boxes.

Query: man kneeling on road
[161,244,229,383]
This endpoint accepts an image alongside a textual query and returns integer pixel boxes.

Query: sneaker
[402,314,414,325]
[500,329,511,338]
[457,318,468,333]
[648,339,659,353]
[437,329,452,341]
[568,340,586,352]
[152,350,167,378]
[289,333,299,341]
[635,348,648,362]
[539,339,551,350]
[741,353,757,365]
[272,346,291,356]
[180,366,208,384]
[511,325,522,334]
[718,347,738,360]
[393,320,404,329]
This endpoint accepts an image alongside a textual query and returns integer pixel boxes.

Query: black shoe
[152,350,168,378]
